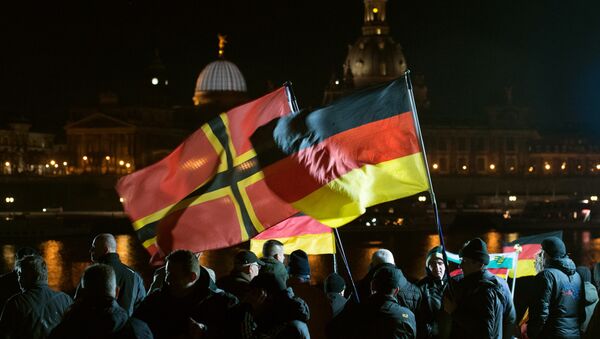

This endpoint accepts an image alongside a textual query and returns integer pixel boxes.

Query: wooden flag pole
[404,70,452,280]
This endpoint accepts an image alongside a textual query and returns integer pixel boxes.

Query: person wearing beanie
[444,238,516,339]
[287,249,332,339]
[418,246,451,339]
[324,273,348,318]
[527,236,584,339]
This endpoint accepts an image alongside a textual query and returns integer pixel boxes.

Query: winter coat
[76,253,146,316]
[326,292,348,318]
[134,267,239,339]
[0,282,72,339]
[327,293,416,339]
[528,256,584,339]
[448,270,514,339]
[49,297,152,339]
[233,287,310,339]
[217,272,252,301]
[581,281,598,333]
[418,275,451,339]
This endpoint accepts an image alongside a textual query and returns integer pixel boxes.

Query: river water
[2,224,600,296]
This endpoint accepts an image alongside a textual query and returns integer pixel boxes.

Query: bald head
[90,233,117,262]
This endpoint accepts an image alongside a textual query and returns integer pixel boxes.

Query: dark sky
[2,0,600,133]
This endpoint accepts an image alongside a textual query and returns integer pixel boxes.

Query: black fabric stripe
[504,231,563,246]
[251,77,412,168]
[135,115,263,243]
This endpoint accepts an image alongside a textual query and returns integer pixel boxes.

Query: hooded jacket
[528,256,584,339]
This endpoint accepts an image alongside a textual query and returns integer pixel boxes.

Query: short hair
[94,233,117,252]
[262,239,284,258]
[371,249,395,267]
[16,255,48,284]
[166,250,200,276]
[83,264,116,298]
[16,247,38,260]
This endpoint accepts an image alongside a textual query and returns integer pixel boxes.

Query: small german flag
[251,76,430,227]
[503,231,563,278]
[250,214,335,255]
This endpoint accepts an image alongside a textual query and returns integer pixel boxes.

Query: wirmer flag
[250,76,430,227]
[250,213,335,255]
[116,87,297,262]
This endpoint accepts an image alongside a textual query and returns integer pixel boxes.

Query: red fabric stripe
[154,196,244,255]
[116,129,220,221]
[503,244,541,260]
[227,87,290,155]
[244,177,298,229]
[253,215,331,239]
[262,112,420,202]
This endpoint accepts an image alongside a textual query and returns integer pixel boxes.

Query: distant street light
[508,195,517,202]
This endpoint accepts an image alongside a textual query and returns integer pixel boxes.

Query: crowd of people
[1,233,599,338]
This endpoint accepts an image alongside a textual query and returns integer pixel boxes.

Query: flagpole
[404,70,452,278]
[334,228,360,303]
[283,81,300,112]
[510,248,521,300]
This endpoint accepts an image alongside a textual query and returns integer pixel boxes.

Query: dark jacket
[49,297,152,339]
[328,293,416,339]
[261,257,288,283]
[528,257,584,339]
[217,272,252,301]
[0,282,73,339]
[355,263,422,314]
[449,270,515,339]
[418,274,451,339]
[234,287,310,339]
[134,267,239,339]
[0,271,21,310]
[76,253,146,316]
[582,281,598,333]
[326,292,347,318]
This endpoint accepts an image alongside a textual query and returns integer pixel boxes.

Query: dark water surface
[2,224,600,295]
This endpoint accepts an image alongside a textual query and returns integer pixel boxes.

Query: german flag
[250,214,335,255]
[116,87,297,263]
[503,231,563,278]
[251,76,430,227]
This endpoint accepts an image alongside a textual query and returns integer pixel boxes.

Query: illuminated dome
[346,0,406,88]
[194,60,247,93]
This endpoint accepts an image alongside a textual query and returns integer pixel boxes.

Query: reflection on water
[40,240,64,290]
[2,245,15,269]
[1,228,600,294]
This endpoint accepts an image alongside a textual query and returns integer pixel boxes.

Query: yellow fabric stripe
[292,153,430,227]
[250,232,336,255]
[201,121,228,174]
[509,259,537,278]
[133,186,233,230]
[143,237,157,249]
[237,171,267,233]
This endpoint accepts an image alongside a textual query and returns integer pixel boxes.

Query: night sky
[2,0,600,133]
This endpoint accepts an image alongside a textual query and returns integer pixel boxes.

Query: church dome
[195,60,247,92]
[346,35,406,89]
